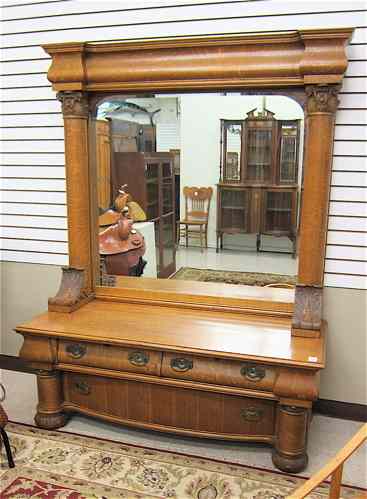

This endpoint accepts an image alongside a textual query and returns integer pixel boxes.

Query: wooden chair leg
[0,427,15,468]
[185,224,188,247]
[199,225,203,253]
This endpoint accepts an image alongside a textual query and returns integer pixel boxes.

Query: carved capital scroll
[48,266,93,312]
[292,285,322,335]
[57,91,89,118]
[305,84,340,114]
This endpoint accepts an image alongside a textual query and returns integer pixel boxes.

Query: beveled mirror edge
[44,29,354,335]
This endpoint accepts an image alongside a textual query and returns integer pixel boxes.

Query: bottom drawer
[63,373,275,438]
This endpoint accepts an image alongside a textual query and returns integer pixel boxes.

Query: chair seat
[179,219,207,225]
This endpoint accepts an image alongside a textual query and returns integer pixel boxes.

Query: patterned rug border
[170,267,297,285]
[7,419,366,492]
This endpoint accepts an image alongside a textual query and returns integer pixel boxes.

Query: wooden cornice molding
[43,28,354,92]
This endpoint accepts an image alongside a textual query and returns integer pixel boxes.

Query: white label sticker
[308,356,318,362]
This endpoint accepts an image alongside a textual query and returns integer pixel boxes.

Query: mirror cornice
[42,29,353,92]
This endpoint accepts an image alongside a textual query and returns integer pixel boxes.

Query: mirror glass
[94,93,304,289]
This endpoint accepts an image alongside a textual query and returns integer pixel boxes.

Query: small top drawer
[58,340,161,376]
[161,352,277,391]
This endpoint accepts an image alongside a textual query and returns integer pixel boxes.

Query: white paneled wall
[1,0,366,289]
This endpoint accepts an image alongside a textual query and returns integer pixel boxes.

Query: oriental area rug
[171,267,297,287]
[0,423,364,499]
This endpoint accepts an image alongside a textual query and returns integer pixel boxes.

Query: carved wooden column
[35,370,68,429]
[293,84,340,337]
[49,91,94,311]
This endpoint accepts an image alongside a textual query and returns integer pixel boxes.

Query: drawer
[63,372,275,438]
[161,352,277,391]
[58,340,161,376]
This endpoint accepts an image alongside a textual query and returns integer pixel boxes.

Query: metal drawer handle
[128,351,149,367]
[240,364,266,382]
[74,381,91,395]
[241,407,263,422]
[65,343,87,359]
[171,357,193,372]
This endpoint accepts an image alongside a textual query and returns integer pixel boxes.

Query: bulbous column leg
[35,370,69,429]
[272,404,309,473]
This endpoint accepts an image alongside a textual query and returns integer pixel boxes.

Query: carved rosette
[57,91,89,118]
[305,85,340,114]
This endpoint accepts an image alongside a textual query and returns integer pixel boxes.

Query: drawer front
[58,340,161,376]
[161,352,277,391]
[63,373,275,437]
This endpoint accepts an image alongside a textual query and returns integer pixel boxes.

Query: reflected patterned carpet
[0,423,363,498]
[171,267,297,287]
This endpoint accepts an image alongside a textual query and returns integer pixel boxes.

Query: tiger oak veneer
[16,29,353,473]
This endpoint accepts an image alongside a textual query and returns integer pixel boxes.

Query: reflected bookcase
[217,109,300,255]
[112,152,176,278]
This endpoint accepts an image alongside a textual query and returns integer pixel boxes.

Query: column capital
[305,84,341,114]
[57,91,89,118]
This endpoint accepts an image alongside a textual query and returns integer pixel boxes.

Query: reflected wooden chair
[177,186,213,252]
[288,423,367,499]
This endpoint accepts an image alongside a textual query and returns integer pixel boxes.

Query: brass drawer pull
[241,407,263,422]
[171,357,193,372]
[65,343,87,359]
[240,364,266,382]
[128,350,149,367]
[74,381,91,395]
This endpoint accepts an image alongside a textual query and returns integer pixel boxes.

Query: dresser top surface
[16,299,325,369]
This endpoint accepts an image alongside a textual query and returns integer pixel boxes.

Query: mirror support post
[292,84,340,337]
[49,91,94,311]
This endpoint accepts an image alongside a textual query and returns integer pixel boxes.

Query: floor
[1,369,366,489]
[176,245,298,276]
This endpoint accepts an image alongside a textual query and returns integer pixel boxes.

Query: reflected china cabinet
[217,109,300,255]
[112,152,176,278]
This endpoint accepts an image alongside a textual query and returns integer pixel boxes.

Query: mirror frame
[43,28,353,337]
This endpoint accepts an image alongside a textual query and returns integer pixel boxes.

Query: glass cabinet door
[145,161,159,220]
[221,121,243,182]
[220,188,248,232]
[279,121,299,184]
[245,127,273,183]
[263,190,293,233]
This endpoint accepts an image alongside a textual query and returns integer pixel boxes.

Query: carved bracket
[48,266,93,313]
[292,285,322,337]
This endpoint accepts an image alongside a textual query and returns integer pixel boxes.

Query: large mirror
[93,93,304,289]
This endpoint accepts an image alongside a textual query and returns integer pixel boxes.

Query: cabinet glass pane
[280,123,298,183]
[246,129,272,183]
[162,177,173,214]
[224,123,242,182]
[161,214,175,269]
[264,191,292,233]
[221,189,247,231]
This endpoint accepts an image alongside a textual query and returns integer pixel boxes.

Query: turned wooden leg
[272,404,309,473]
[35,370,68,429]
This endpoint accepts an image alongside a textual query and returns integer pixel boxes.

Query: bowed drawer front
[63,372,276,438]
[161,352,277,391]
[58,340,161,376]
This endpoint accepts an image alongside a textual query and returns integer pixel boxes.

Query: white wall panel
[1,128,64,140]
[2,166,65,178]
[0,250,68,265]
[332,156,367,172]
[1,179,66,191]
[1,0,366,286]
[1,214,67,229]
[1,226,67,241]
[329,201,367,217]
[324,274,367,289]
[334,126,366,141]
[1,153,64,165]
[326,245,367,260]
[0,238,68,253]
[324,260,367,275]
[328,216,367,231]
[1,114,63,127]
[1,191,66,203]
[0,202,66,216]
